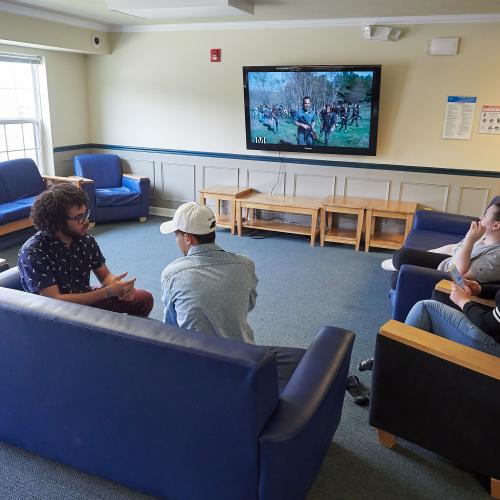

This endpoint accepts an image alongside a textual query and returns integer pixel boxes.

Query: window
[0,53,43,168]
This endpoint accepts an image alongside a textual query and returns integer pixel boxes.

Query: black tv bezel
[243,64,381,156]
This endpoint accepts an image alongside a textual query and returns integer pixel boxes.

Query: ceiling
[3,0,500,28]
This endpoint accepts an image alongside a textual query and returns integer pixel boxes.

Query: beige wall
[0,11,109,55]
[87,22,500,173]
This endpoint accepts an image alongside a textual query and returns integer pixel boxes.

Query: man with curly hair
[17,183,153,317]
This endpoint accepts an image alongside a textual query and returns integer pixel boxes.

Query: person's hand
[109,276,136,300]
[463,278,481,296]
[450,283,472,309]
[464,220,486,244]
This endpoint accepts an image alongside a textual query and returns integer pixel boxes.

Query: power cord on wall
[269,151,284,195]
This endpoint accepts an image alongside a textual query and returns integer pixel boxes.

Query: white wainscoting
[54,148,500,218]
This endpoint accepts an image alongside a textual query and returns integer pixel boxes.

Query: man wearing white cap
[160,202,258,343]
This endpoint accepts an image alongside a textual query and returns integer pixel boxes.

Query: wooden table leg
[199,193,206,205]
[216,199,221,215]
[355,209,364,251]
[319,208,326,247]
[365,209,373,252]
[404,213,414,240]
[230,199,236,235]
[236,201,243,237]
[491,478,500,499]
[377,429,397,448]
[310,209,318,246]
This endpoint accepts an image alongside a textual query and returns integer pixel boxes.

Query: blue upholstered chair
[73,154,150,224]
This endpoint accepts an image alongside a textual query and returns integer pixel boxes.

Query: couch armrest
[258,326,354,500]
[122,174,149,181]
[43,175,93,188]
[435,279,496,307]
[412,209,474,234]
[392,264,449,322]
[380,320,500,380]
[122,175,150,217]
[0,266,22,290]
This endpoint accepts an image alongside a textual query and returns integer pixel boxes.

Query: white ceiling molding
[0,1,109,32]
[106,0,254,19]
[112,13,500,32]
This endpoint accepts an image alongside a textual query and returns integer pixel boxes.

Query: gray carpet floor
[0,216,490,499]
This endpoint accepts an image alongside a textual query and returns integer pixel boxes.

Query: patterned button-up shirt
[18,231,106,294]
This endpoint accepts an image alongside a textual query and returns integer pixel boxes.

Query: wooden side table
[199,185,254,235]
[365,199,417,252]
[236,193,321,246]
[320,196,371,251]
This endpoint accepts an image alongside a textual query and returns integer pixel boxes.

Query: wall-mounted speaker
[426,37,459,56]
[362,25,402,42]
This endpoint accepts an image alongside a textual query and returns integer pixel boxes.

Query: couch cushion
[0,158,45,201]
[74,154,122,188]
[0,202,31,224]
[95,186,141,207]
[404,229,464,251]
[13,195,38,207]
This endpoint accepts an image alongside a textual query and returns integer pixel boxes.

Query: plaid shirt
[18,231,105,294]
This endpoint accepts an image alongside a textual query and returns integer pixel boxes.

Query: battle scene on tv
[246,70,376,151]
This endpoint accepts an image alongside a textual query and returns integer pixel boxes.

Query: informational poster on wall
[442,96,477,140]
[478,105,500,134]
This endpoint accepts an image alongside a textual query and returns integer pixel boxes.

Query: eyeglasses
[67,208,90,225]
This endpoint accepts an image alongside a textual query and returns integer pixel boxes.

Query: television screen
[243,65,381,156]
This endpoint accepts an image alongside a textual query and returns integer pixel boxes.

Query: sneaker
[381,258,396,271]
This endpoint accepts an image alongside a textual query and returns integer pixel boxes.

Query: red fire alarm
[210,48,221,62]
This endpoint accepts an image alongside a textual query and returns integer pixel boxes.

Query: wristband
[105,285,113,299]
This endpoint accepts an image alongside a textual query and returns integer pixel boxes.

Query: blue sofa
[0,267,354,500]
[73,154,150,224]
[391,209,474,321]
[0,158,71,236]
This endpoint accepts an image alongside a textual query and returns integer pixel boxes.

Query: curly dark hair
[31,183,88,237]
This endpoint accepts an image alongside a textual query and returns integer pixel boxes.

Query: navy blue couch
[0,267,354,500]
[391,209,474,321]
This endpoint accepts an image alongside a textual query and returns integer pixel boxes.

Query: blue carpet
[0,216,490,499]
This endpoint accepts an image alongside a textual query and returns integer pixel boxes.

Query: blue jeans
[405,300,500,357]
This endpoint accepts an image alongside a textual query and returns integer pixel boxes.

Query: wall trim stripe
[53,143,500,178]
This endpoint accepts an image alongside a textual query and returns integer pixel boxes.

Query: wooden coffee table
[236,193,321,246]
[199,185,254,235]
[320,196,371,251]
[365,199,417,251]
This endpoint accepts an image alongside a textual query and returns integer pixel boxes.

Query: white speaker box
[426,37,459,56]
[362,25,402,42]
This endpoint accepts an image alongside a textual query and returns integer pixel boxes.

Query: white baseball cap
[160,202,216,235]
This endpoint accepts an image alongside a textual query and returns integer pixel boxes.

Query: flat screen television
[243,65,381,156]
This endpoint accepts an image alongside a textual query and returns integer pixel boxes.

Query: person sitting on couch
[160,202,257,343]
[18,183,154,317]
[381,202,500,288]
[405,279,500,357]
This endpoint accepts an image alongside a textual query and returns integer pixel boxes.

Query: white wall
[87,22,500,173]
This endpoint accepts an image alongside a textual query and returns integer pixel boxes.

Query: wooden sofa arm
[380,319,500,381]
[43,175,94,188]
[435,279,495,307]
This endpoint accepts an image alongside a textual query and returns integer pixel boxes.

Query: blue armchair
[390,209,476,321]
[73,154,150,224]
